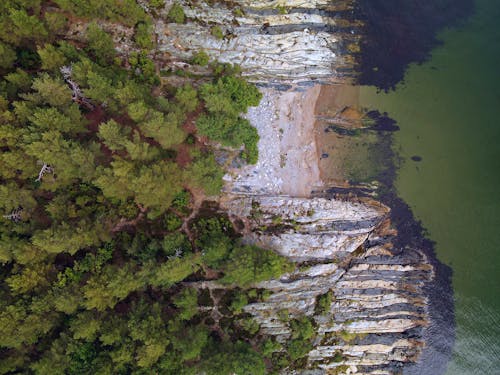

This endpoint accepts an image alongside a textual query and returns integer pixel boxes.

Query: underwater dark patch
[354,0,474,90]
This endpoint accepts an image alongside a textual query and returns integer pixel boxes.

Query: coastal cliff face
[219,194,432,374]
[155,0,359,86]
[150,1,433,373]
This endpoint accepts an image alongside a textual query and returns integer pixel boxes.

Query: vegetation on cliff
[0,1,294,373]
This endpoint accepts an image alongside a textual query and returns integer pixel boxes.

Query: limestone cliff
[218,193,432,374]
[155,0,360,86]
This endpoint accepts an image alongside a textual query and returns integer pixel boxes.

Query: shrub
[165,212,182,231]
[315,290,333,315]
[290,317,314,340]
[229,290,248,314]
[167,3,185,24]
[134,22,154,50]
[210,26,224,40]
[261,338,281,357]
[287,339,312,361]
[191,50,210,66]
[149,0,165,8]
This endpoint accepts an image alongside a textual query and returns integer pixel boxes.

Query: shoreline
[221,83,440,373]
[225,85,324,197]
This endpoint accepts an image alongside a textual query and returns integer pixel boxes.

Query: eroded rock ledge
[155,0,360,86]
[218,193,433,374]
[161,0,435,372]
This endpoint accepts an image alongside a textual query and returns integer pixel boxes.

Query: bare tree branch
[36,163,54,182]
[60,66,94,110]
[3,207,23,222]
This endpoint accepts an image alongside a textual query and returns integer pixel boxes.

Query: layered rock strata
[219,193,432,374]
[156,0,360,85]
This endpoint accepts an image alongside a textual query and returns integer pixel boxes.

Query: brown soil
[175,143,192,167]
[85,105,107,133]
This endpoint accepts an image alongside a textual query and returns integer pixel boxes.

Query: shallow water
[359,0,500,372]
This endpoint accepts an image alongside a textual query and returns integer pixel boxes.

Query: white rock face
[221,193,432,374]
[156,1,358,84]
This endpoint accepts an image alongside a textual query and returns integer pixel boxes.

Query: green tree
[83,264,144,311]
[175,84,199,113]
[170,323,208,361]
[221,245,294,287]
[138,110,186,149]
[134,22,154,50]
[8,8,47,44]
[31,221,101,255]
[184,154,224,196]
[201,341,266,375]
[150,254,201,287]
[173,288,198,320]
[31,74,72,108]
[37,44,66,71]
[0,42,16,69]
[195,217,233,268]
[97,119,130,151]
[86,23,115,65]
[6,263,53,295]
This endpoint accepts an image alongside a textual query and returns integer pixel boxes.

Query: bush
[315,290,333,315]
[191,50,210,66]
[290,317,314,340]
[287,339,312,361]
[167,3,185,24]
[261,338,281,357]
[165,212,182,231]
[149,0,165,8]
[210,26,224,40]
[172,190,191,209]
[134,22,154,50]
[229,290,248,314]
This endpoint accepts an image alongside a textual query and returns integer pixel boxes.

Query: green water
[359,0,500,373]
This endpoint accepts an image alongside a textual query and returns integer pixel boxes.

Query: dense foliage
[0,1,295,373]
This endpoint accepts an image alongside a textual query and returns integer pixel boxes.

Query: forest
[0,1,320,373]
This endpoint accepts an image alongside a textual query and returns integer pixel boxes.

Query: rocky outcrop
[220,193,433,374]
[152,0,435,372]
[156,0,360,85]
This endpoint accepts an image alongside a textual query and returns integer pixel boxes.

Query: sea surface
[358,0,500,373]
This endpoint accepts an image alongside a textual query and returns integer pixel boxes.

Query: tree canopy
[0,1,302,374]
